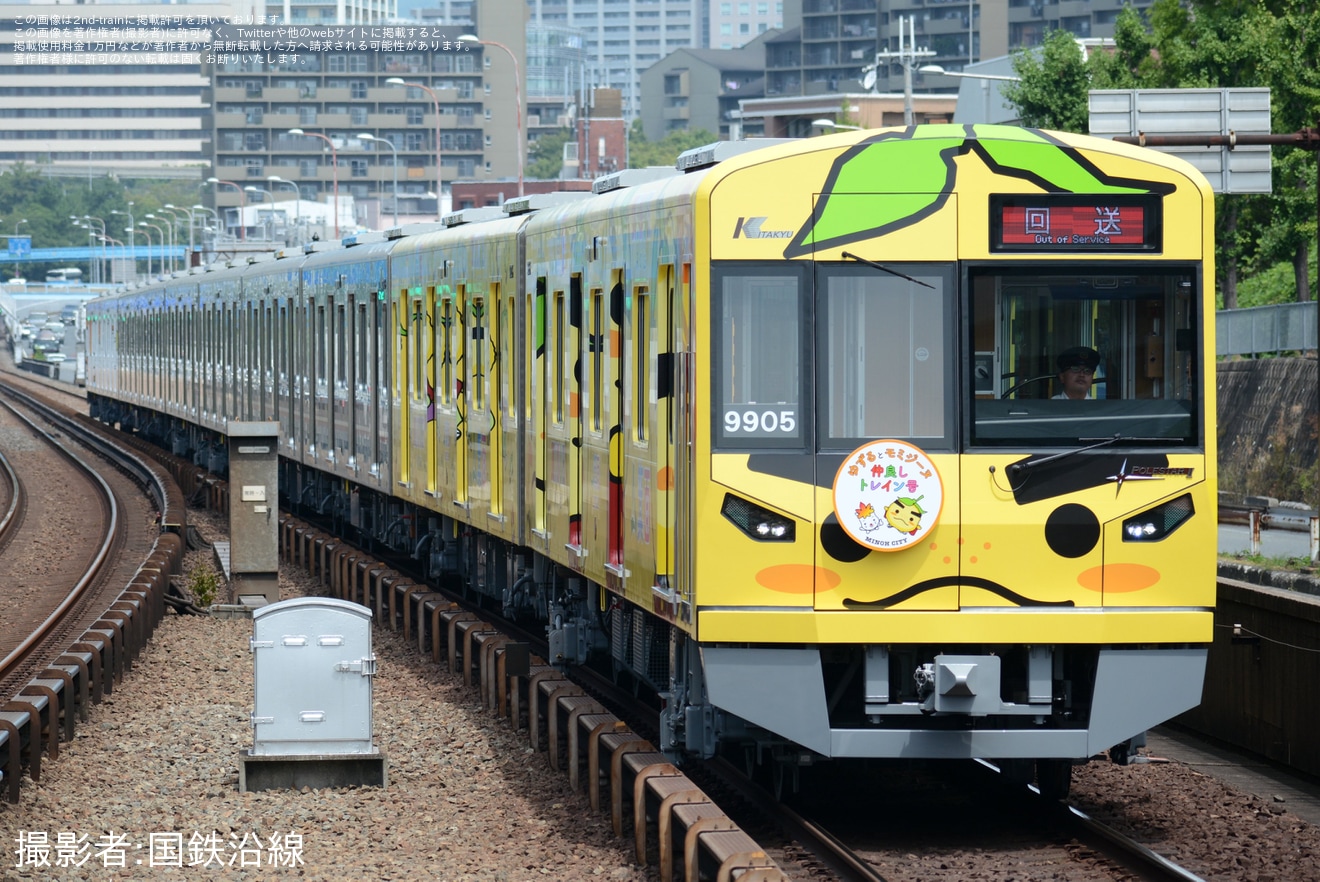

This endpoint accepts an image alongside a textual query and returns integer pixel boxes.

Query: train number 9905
[723,406,798,436]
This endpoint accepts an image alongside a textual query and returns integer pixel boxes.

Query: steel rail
[0,446,23,552]
[0,394,119,688]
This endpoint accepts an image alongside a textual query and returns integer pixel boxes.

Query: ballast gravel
[0,508,651,882]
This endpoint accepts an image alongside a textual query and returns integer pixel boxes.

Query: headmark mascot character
[884,496,925,535]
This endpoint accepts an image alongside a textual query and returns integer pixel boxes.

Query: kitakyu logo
[733,216,795,239]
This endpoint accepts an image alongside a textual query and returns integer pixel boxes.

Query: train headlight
[1121,493,1194,542]
[722,494,796,542]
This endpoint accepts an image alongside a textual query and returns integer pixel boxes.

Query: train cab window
[818,262,954,451]
[713,263,807,450]
[969,267,1201,447]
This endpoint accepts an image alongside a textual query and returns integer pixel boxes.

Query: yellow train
[87,125,1216,797]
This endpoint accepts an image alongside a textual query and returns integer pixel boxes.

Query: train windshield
[816,262,955,452]
[969,266,1201,447]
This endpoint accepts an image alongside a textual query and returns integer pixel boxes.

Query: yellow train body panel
[688,125,1216,649]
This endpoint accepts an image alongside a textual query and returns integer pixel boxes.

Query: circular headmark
[832,439,943,552]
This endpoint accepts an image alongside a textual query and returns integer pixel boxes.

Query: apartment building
[206,0,529,227]
[525,0,702,121]
[640,36,770,140]
[0,0,254,178]
[709,0,784,49]
[773,0,1151,98]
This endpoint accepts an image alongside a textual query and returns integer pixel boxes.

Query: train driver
[1053,346,1099,400]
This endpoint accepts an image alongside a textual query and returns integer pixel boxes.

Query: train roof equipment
[675,138,795,172]
[591,167,683,194]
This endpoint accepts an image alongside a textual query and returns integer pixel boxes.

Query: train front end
[679,126,1215,787]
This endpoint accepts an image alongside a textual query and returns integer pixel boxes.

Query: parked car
[31,329,65,362]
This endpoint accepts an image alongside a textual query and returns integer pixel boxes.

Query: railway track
[231,496,1217,882]
[0,376,185,804]
[0,390,119,688]
[3,401,1301,879]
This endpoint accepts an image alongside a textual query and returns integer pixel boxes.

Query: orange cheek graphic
[755,565,842,594]
[1076,563,1161,593]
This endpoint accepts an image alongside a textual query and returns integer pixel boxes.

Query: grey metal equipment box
[238,597,387,792]
[227,420,280,604]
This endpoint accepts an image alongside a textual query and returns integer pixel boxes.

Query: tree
[1089,5,1156,90]
[1002,1,1320,307]
[627,120,719,169]
[1001,29,1092,132]
[528,128,573,180]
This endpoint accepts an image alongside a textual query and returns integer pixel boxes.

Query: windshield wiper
[1006,434,1137,479]
[841,251,935,288]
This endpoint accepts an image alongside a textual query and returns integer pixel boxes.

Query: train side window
[315,305,326,381]
[335,303,347,387]
[553,290,565,426]
[411,296,425,403]
[278,303,287,401]
[591,288,603,434]
[356,300,368,390]
[439,295,453,406]
[505,293,516,424]
[471,296,486,410]
[634,286,649,444]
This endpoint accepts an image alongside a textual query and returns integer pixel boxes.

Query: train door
[488,285,504,518]
[293,296,309,460]
[654,266,677,601]
[568,275,584,548]
[185,304,195,418]
[247,301,257,419]
[204,301,214,421]
[222,302,234,421]
[352,294,370,477]
[314,297,329,459]
[812,259,958,611]
[585,285,606,559]
[454,284,469,506]
[436,288,453,499]
[393,290,416,487]
[607,273,626,572]
[628,281,653,591]
[373,288,387,481]
[469,289,491,512]
[347,292,358,469]
[261,299,271,422]
[532,278,547,536]
[334,295,349,464]
[277,302,289,443]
